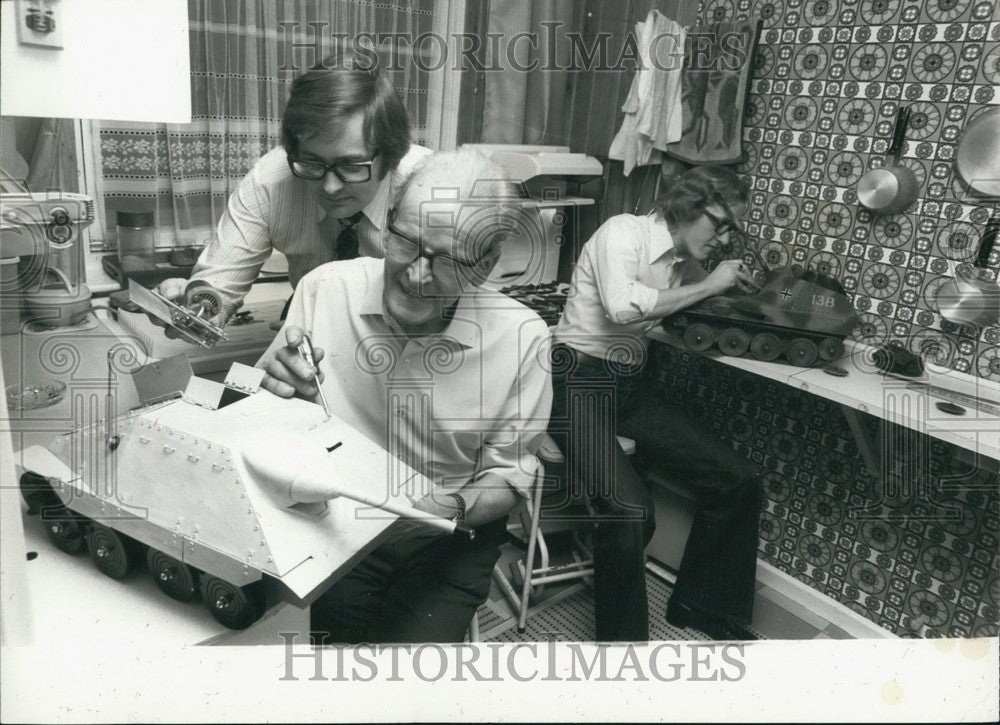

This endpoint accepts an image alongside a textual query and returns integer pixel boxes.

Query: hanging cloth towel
[608,10,686,176]
[664,18,762,165]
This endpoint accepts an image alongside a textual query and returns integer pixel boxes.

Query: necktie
[335,212,364,261]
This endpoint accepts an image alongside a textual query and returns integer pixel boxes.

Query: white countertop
[649,327,1000,464]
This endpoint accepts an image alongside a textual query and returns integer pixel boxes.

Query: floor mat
[478,570,767,642]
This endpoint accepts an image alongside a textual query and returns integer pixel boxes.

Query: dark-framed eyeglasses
[702,208,738,237]
[385,210,491,277]
[710,191,747,237]
[287,152,379,183]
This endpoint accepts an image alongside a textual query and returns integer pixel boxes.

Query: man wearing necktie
[156,58,432,325]
[333,211,365,262]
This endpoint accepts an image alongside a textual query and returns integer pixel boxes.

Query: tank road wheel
[750,333,782,362]
[787,338,819,367]
[200,576,265,630]
[718,328,751,357]
[44,507,88,555]
[19,471,60,514]
[818,337,845,362]
[147,550,200,602]
[87,524,144,580]
[683,323,716,352]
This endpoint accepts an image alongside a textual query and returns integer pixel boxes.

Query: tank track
[677,312,847,367]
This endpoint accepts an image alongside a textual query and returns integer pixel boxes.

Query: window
[75,0,461,262]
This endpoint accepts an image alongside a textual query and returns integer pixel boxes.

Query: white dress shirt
[555,212,701,363]
[257,258,552,499]
[190,144,432,309]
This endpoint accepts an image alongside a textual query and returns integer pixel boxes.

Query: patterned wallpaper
[651,342,999,637]
[642,0,1000,638]
[703,0,999,380]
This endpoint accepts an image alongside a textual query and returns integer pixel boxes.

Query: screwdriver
[299,333,331,420]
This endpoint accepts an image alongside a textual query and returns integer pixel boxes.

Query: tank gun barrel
[242,446,473,538]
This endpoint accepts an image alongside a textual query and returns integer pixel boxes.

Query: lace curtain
[95,0,439,249]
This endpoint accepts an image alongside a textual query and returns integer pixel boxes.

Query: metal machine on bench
[109,278,287,378]
[121,279,231,348]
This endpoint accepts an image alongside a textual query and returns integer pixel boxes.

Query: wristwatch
[447,493,467,524]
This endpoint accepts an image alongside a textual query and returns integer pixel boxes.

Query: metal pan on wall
[955,106,1000,199]
[935,106,1000,329]
[857,106,919,215]
[935,216,1000,329]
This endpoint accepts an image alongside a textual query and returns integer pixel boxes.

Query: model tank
[15,362,458,630]
[672,266,857,366]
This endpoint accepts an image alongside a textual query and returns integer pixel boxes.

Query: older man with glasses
[157,59,432,325]
[257,147,551,643]
[550,165,765,642]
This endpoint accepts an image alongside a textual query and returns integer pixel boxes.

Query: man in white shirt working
[158,58,431,324]
[257,148,552,642]
[551,165,764,641]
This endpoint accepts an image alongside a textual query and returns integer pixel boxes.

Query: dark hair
[280,63,412,174]
[653,165,749,228]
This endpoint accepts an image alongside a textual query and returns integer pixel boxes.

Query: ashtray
[5,381,67,411]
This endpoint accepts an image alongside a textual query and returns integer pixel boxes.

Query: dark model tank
[670,267,858,366]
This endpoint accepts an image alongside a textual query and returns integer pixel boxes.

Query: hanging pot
[955,105,1000,199]
[935,216,1000,328]
[857,106,919,215]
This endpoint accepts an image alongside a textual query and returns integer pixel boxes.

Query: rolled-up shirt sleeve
[591,219,660,325]
[190,163,274,312]
[475,319,552,498]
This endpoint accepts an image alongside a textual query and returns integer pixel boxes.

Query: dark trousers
[310,518,506,644]
[548,344,763,641]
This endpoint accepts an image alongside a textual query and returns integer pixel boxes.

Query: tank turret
[669,267,857,366]
[15,363,454,630]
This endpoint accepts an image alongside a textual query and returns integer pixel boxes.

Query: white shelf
[650,328,1000,463]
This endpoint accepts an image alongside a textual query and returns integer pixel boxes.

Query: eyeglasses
[385,211,491,279]
[710,191,747,237]
[702,208,738,237]
[287,152,379,183]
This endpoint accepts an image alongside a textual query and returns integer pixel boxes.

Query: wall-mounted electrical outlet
[15,0,63,50]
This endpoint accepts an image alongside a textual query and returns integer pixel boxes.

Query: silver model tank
[16,363,437,629]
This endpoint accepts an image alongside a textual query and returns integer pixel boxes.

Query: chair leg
[517,468,546,632]
[468,610,480,642]
[492,561,521,614]
[525,518,550,601]
[571,537,594,588]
